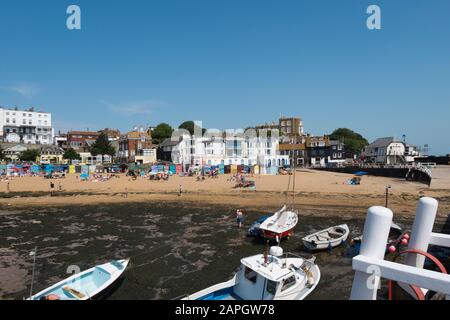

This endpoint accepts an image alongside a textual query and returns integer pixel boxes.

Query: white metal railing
[350,197,450,300]
[352,256,450,296]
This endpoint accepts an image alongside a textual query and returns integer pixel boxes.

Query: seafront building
[362,137,421,165]
[160,133,290,173]
[0,106,54,145]
[118,128,156,164]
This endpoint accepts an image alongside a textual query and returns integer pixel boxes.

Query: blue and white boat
[247,215,269,237]
[182,247,320,300]
[27,259,130,300]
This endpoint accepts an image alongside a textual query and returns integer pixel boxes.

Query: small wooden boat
[259,206,298,240]
[247,215,269,237]
[28,259,130,300]
[182,246,320,300]
[302,224,350,251]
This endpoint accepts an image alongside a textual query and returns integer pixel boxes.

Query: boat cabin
[231,253,310,300]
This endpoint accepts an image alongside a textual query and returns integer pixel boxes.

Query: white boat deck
[241,254,303,282]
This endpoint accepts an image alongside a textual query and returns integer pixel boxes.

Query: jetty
[430,165,450,189]
[350,197,450,300]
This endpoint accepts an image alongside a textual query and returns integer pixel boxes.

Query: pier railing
[350,197,450,300]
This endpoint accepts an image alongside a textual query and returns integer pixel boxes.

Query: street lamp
[385,185,391,208]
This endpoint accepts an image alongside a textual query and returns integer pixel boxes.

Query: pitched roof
[160,137,182,147]
[368,137,400,148]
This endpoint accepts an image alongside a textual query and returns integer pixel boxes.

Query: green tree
[329,128,369,156]
[19,149,40,162]
[63,148,81,160]
[90,132,116,157]
[179,121,206,136]
[152,123,174,144]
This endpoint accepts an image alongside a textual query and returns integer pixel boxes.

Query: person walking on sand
[178,184,182,197]
[236,209,244,228]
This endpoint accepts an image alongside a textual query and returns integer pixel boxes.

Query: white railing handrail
[429,232,450,247]
[353,255,450,296]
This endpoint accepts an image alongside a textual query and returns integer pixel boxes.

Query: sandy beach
[0,169,449,218]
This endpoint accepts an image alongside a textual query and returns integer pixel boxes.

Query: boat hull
[262,227,295,240]
[28,259,129,300]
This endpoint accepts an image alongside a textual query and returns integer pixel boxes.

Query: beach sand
[0,169,449,218]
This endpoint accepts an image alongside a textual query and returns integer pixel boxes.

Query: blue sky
[0,1,449,154]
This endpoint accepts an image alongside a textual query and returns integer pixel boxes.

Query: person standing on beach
[178,184,182,197]
[50,181,55,196]
[236,209,244,228]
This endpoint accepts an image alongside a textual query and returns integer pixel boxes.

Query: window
[338,153,342,158]
[333,153,337,158]
[23,119,26,125]
[266,280,277,295]
[244,267,257,283]
[23,113,26,116]
[6,118,10,123]
[281,275,296,292]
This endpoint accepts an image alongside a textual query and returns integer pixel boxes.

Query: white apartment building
[0,107,53,145]
[161,133,290,173]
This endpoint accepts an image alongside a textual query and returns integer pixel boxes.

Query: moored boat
[27,259,130,300]
[350,222,407,254]
[302,224,350,251]
[259,206,298,240]
[247,215,269,237]
[182,246,320,300]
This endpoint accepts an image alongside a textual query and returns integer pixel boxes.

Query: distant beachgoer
[236,209,244,228]
[178,184,182,197]
[50,182,55,190]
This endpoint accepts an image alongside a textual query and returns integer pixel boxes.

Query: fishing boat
[247,215,269,237]
[350,222,406,254]
[259,206,298,240]
[182,246,320,300]
[27,259,130,300]
[302,224,350,251]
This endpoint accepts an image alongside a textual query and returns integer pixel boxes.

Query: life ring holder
[388,249,447,300]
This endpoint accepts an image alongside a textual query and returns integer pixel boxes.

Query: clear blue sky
[0,1,449,155]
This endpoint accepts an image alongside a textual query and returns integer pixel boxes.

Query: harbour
[0,198,446,300]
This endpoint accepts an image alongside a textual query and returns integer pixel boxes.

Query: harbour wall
[312,166,431,185]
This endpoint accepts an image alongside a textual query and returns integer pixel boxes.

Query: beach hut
[254,165,260,175]
[169,165,176,174]
[230,165,238,175]
[31,164,40,174]
[176,164,182,174]
[69,165,75,174]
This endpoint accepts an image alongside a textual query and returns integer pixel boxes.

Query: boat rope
[387,249,447,300]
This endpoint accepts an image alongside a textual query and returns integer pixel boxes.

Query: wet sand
[3,201,443,300]
[0,170,449,300]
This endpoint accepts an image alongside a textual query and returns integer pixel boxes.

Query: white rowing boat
[302,224,350,251]
[27,259,129,300]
